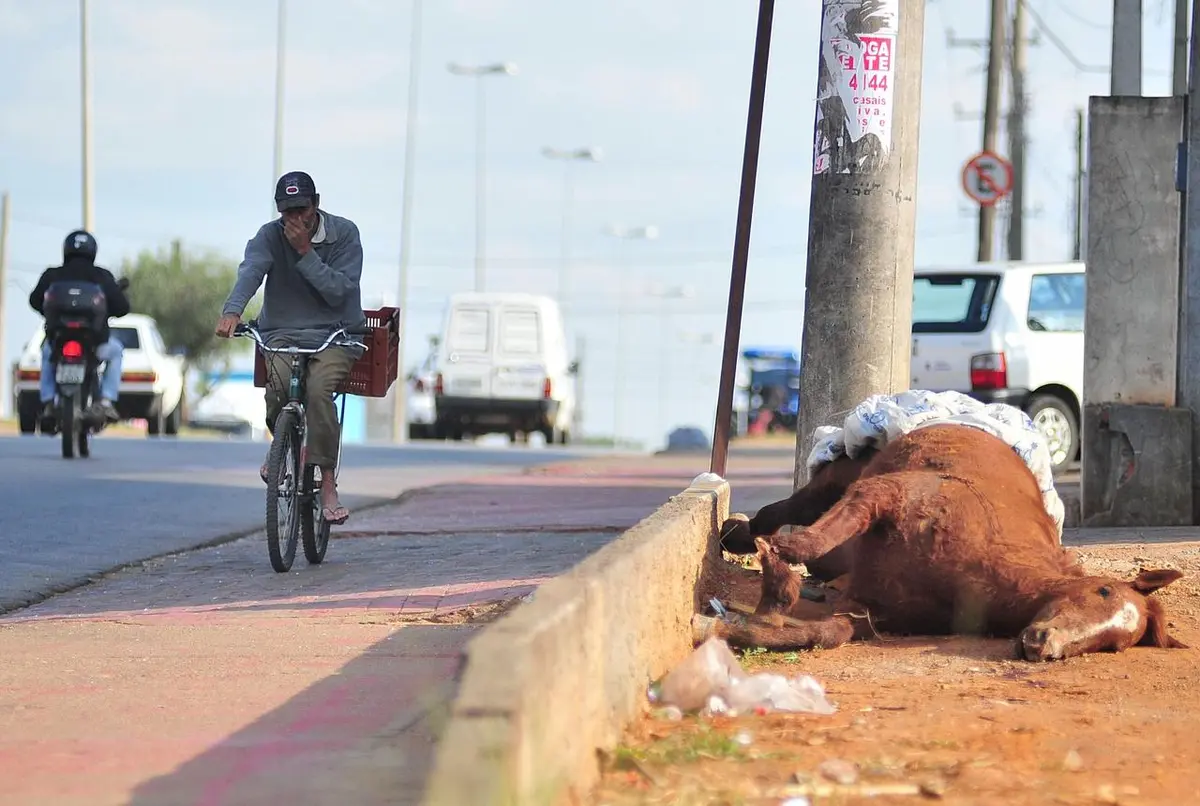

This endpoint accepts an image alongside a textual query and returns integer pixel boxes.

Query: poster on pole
[812,0,899,176]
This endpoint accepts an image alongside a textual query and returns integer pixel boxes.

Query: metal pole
[0,192,9,420]
[794,0,925,489]
[273,0,286,217]
[391,0,423,444]
[1111,0,1144,96]
[977,0,1004,262]
[613,240,627,446]
[1175,0,1189,97]
[80,0,94,231]
[1007,0,1027,261]
[1178,0,1200,522]
[474,75,487,292]
[708,0,775,478]
[559,160,572,303]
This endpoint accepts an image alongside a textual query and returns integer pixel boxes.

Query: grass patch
[612,728,750,767]
[737,646,819,671]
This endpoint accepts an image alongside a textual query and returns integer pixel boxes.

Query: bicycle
[234,321,370,573]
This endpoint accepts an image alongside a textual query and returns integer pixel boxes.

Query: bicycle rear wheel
[265,409,302,572]
[300,464,331,564]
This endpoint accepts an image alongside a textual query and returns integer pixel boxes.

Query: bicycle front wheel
[301,464,331,565]
[265,409,302,572]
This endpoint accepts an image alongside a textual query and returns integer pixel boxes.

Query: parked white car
[433,292,577,443]
[13,313,187,436]
[911,260,1085,470]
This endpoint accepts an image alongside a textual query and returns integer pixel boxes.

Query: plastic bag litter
[650,636,837,717]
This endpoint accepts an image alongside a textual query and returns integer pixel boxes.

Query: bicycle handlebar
[233,322,368,355]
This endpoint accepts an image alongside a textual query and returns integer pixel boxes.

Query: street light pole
[391,0,424,444]
[272,0,286,218]
[79,0,94,231]
[605,224,659,446]
[448,62,518,292]
[541,146,602,304]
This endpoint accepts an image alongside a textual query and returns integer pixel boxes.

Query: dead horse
[701,424,1187,661]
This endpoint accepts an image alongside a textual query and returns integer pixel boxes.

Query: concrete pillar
[1111,0,1143,96]
[1081,96,1192,526]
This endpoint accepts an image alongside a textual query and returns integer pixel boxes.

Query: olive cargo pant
[264,347,357,468]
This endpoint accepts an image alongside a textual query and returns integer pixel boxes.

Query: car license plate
[56,364,86,385]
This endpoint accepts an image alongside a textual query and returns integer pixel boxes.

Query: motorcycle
[38,276,130,459]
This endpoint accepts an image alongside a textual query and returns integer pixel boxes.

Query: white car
[406,344,438,440]
[911,260,1085,470]
[434,292,577,443]
[13,313,187,436]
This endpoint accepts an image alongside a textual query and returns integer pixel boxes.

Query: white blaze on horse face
[1057,600,1143,654]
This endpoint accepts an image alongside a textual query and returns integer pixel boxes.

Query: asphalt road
[0,433,609,612]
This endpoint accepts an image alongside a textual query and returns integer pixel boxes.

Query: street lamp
[447,61,518,293]
[271,0,286,220]
[79,0,94,231]
[390,0,424,444]
[647,283,696,441]
[605,224,659,446]
[541,146,602,303]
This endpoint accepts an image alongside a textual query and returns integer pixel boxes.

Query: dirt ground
[590,540,1200,806]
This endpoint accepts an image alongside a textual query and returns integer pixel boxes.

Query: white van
[433,292,577,444]
[911,260,1085,470]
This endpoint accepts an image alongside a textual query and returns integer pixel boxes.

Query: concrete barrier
[421,474,730,806]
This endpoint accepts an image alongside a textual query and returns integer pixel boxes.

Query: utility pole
[794,0,925,488]
[1111,0,1143,96]
[978,0,1005,262]
[1073,107,1085,261]
[391,0,423,444]
[0,192,9,420]
[1080,106,1089,261]
[79,0,94,231]
[1007,0,1028,261]
[1174,0,1189,97]
[1179,0,1200,522]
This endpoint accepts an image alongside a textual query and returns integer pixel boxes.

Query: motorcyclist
[28,230,131,424]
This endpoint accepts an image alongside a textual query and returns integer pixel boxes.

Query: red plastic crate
[252,307,401,398]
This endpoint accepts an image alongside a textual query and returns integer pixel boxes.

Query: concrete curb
[420,474,731,806]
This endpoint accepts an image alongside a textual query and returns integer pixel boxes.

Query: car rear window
[499,310,540,355]
[447,308,490,353]
[110,327,140,349]
[912,273,1000,334]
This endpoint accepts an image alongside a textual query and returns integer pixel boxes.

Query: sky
[0,0,1184,448]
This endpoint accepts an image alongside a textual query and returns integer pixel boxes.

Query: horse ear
[1138,597,1188,649]
[1130,568,1184,594]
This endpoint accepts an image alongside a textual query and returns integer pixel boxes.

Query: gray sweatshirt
[222,210,367,350]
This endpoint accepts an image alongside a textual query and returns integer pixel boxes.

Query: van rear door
[491,305,547,400]
[442,303,493,398]
[910,272,1001,392]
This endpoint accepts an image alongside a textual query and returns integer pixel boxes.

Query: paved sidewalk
[0,448,794,806]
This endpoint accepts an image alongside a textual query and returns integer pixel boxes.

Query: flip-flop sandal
[322,505,350,526]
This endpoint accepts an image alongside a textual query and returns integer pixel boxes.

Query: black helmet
[63,230,98,261]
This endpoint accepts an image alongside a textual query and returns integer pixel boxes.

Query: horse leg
[693,610,856,651]
[768,471,923,565]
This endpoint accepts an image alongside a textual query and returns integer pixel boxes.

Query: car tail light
[121,371,158,383]
[969,352,1008,390]
[542,377,553,399]
[62,340,84,360]
[434,373,444,395]
[16,369,40,382]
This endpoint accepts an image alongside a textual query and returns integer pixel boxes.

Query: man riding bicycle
[215,171,366,525]
[28,230,130,425]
